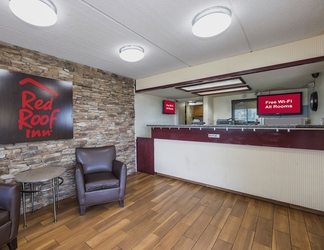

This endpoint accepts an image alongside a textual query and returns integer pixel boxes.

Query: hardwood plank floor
[2,172,324,250]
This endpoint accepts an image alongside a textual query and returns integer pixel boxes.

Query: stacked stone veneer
[0,41,135,212]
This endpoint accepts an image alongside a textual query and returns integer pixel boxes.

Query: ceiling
[0,0,324,100]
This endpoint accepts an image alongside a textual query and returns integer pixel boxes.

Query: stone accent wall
[0,41,135,211]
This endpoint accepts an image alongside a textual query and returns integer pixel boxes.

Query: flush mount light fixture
[119,45,144,62]
[192,6,231,38]
[9,0,57,27]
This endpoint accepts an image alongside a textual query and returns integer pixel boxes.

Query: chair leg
[7,238,18,250]
[80,206,86,216]
[119,200,124,207]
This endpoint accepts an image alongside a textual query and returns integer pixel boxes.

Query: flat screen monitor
[163,100,176,114]
[257,92,302,115]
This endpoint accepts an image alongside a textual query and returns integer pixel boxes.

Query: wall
[211,87,323,125]
[178,102,186,124]
[0,41,135,211]
[186,104,193,125]
[135,93,177,137]
[309,72,324,124]
[136,34,324,89]
[203,96,214,125]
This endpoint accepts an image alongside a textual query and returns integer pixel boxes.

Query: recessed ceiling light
[197,86,250,95]
[9,0,58,27]
[119,45,145,62]
[181,78,243,91]
[192,6,232,38]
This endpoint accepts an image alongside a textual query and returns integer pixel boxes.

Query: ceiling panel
[0,0,323,97]
[232,0,324,51]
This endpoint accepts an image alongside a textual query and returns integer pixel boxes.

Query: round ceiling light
[119,45,144,62]
[9,0,58,27]
[192,6,231,38]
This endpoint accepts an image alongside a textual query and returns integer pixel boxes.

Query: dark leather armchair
[0,183,21,250]
[75,146,127,216]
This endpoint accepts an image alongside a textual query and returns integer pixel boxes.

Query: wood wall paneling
[136,137,154,174]
[151,127,324,151]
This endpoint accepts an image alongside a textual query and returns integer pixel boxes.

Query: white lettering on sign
[278,99,293,104]
[208,134,220,138]
[273,105,293,109]
[165,103,174,110]
[265,99,294,109]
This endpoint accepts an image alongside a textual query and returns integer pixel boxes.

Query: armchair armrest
[75,163,86,202]
[112,160,126,179]
[112,160,127,194]
[0,183,21,239]
[0,183,20,217]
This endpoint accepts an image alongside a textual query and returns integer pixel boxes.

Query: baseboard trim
[155,172,324,217]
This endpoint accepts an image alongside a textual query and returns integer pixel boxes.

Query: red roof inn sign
[0,69,73,144]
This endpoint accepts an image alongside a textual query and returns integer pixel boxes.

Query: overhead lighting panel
[197,86,250,96]
[176,77,251,96]
[180,78,243,91]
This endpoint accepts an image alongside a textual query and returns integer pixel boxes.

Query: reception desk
[137,124,324,213]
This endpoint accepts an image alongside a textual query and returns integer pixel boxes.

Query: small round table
[15,166,65,228]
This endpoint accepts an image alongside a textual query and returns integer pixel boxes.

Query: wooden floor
[3,172,324,250]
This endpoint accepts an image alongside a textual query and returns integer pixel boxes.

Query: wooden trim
[151,127,324,151]
[136,137,155,175]
[135,56,324,93]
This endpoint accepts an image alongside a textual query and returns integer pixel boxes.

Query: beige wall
[135,93,178,137]
[0,41,135,211]
[310,72,324,124]
[136,34,324,90]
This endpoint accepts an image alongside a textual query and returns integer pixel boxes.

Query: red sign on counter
[257,92,302,115]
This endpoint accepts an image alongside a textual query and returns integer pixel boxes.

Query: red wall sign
[163,100,176,114]
[0,69,73,144]
[257,92,302,115]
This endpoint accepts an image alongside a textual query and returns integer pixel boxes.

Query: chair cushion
[0,209,9,227]
[84,172,120,192]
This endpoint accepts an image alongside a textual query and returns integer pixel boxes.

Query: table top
[15,166,65,183]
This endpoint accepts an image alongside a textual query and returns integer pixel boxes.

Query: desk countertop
[147,124,324,130]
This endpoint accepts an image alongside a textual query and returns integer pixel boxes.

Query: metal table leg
[52,178,57,222]
[31,183,35,214]
[56,177,63,209]
[22,182,27,228]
